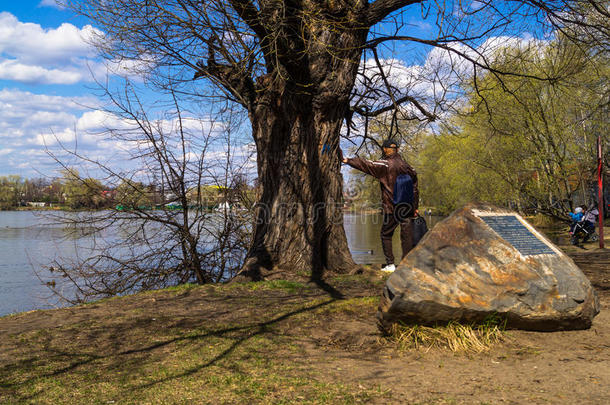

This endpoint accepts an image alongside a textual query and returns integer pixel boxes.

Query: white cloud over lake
[0,60,84,84]
[0,84,238,178]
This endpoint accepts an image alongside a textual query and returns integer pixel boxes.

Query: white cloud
[0,12,102,84]
[347,33,547,136]
[0,88,91,106]
[34,129,77,146]
[0,89,100,175]
[76,110,124,132]
[27,111,77,128]
[39,0,65,10]
[0,59,84,84]
[0,13,100,63]
[0,89,97,132]
[0,86,236,177]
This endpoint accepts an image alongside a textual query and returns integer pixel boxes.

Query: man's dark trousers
[381,213,413,265]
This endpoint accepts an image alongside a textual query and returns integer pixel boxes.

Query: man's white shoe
[381,264,396,272]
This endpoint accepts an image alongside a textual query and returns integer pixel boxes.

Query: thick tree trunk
[234,2,370,280]
[240,92,358,279]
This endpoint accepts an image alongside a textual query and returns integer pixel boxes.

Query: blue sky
[0,1,538,178]
[0,1,437,178]
[0,2,92,96]
[0,1,107,177]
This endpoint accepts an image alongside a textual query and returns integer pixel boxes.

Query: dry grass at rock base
[385,319,506,353]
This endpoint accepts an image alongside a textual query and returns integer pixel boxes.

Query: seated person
[582,206,598,234]
[568,206,584,234]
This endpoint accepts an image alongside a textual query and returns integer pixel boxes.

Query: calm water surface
[0,211,442,316]
[0,211,81,316]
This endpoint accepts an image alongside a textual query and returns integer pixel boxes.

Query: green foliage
[418,128,519,215]
[186,185,225,209]
[0,175,23,210]
[0,176,66,209]
[115,180,152,209]
[417,38,608,216]
[61,169,108,209]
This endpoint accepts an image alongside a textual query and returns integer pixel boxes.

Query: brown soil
[1,242,609,403]
[292,247,610,404]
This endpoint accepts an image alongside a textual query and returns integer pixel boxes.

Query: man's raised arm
[341,151,388,179]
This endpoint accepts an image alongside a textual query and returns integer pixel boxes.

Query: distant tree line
[0,170,253,211]
[0,175,64,210]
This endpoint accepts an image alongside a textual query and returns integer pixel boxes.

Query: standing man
[340,139,419,272]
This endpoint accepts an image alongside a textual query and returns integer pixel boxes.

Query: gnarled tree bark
[235,1,379,279]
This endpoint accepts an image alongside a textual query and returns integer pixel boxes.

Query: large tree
[66,0,609,280]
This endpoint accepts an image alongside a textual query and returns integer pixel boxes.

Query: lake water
[0,211,442,316]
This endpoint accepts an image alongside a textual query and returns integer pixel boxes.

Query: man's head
[382,139,399,156]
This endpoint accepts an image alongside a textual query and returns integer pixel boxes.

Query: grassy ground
[0,276,393,404]
[1,230,609,404]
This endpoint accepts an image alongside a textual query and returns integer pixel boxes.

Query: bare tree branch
[367,0,423,26]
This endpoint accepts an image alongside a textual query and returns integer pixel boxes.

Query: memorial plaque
[478,214,557,256]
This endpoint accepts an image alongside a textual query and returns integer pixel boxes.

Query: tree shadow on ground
[0,285,351,401]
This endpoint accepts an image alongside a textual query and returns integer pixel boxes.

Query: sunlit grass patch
[328,272,388,286]
[81,282,201,307]
[161,283,199,293]
[1,319,389,404]
[313,296,378,315]
[387,317,506,353]
[242,279,308,293]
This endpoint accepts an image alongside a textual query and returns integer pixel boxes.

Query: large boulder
[378,203,600,331]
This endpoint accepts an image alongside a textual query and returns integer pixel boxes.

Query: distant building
[27,202,46,207]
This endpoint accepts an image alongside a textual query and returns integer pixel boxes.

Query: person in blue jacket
[568,206,584,234]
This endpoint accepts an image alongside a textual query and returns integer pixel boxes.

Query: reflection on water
[344,213,444,264]
[0,211,444,316]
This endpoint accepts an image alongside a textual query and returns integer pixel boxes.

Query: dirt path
[1,249,609,404]
[285,248,610,404]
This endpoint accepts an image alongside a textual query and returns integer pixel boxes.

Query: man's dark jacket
[345,153,419,214]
